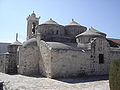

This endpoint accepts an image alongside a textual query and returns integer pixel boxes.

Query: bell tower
[26,11,40,40]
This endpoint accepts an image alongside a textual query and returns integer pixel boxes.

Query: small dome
[76,27,106,38]
[23,38,37,47]
[42,18,59,25]
[65,19,81,26]
[11,40,22,46]
[90,27,106,36]
[31,11,36,17]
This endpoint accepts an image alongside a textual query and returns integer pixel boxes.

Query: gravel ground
[0,73,110,90]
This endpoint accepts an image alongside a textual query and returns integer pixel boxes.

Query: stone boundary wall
[0,53,9,73]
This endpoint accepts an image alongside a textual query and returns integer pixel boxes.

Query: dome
[65,19,81,26]
[31,11,36,17]
[76,27,106,38]
[90,27,106,36]
[11,40,22,46]
[42,18,59,25]
[23,38,37,47]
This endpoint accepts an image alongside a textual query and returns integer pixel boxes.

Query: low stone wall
[0,53,9,73]
[7,53,18,74]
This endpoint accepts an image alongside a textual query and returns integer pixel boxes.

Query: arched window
[99,54,104,64]
[32,22,36,34]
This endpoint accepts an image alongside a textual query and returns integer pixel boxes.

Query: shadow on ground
[55,75,108,84]
[7,73,109,84]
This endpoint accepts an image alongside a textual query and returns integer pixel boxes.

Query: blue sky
[0,0,120,43]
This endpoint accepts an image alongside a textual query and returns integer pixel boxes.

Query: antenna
[72,18,74,21]
[16,33,18,41]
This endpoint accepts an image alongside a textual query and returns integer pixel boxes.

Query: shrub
[109,60,120,90]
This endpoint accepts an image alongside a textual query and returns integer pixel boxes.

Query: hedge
[109,60,120,90]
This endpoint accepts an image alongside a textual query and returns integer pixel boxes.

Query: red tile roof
[107,38,120,45]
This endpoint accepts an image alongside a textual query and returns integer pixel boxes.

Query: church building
[0,12,120,78]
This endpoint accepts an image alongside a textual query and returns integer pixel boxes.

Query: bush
[109,60,120,90]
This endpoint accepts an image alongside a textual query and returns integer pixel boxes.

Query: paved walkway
[0,73,110,90]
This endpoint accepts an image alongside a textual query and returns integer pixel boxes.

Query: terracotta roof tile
[107,38,120,45]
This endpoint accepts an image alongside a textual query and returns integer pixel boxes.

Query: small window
[56,30,58,34]
[32,22,36,34]
[99,54,104,64]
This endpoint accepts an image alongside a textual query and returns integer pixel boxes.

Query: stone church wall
[7,53,18,74]
[50,49,91,78]
[0,53,18,74]
[48,37,113,78]
[37,24,64,36]
[64,26,86,37]
[36,24,64,41]
[88,38,111,75]
[7,45,20,74]
[39,40,52,78]
[18,46,39,75]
